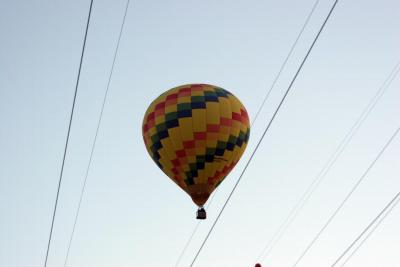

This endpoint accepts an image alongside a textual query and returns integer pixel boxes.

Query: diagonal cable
[63,1,131,266]
[251,0,320,127]
[44,1,94,266]
[257,60,400,263]
[173,192,217,267]
[189,1,339,265]
[173,1,320,266]
[332,191,400,267]
[339,195,400,267]
[291,125,400,267]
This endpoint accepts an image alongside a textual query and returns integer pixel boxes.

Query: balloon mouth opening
[191,193,210,207]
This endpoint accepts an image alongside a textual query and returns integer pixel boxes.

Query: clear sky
[1,0,399,267]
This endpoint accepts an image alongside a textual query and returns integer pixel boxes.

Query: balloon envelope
[142,84,250,207]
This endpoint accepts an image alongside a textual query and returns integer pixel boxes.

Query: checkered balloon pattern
[142,84,250,207]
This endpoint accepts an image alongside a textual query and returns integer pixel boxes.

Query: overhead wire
[290,125,400,267]
[173,0,320,265]
[44,1,94,266]
[189,0,339,265]
[174,192,217,267]
[257,60,400,263]
[250,0,320,127]
[332,191,400,267]
[63,1,131,266]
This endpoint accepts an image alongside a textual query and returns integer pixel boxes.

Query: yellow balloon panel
[142,84,250,206]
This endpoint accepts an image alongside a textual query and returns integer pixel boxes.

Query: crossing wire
[251,0,320,127]
[189,0,339,266]
[174,192,217,267]
[332,191,400,267]
[291,125,400,267]
[257,60,400,263]
[63,1,131,266]
[44,1,94,266]
[173,0,320,265]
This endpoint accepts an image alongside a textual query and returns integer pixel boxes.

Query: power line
[189,0,339,265]
[44,1,94,266]
[332,191,400,267]
[257,61,400,263]
[174,192,217,267]
[173,1,320,265]
[63,1,131,266]
[251,0,320,127]
[291,125,400,267]
[339,195,400,267]
[175,222,201,267]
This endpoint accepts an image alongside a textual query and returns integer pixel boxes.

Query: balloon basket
[196,207,206,220]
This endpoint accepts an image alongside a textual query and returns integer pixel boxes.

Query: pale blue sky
[0,0,399,267]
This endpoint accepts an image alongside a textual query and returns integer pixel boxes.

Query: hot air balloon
[255,264,262,267]
[142,84,250,219]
